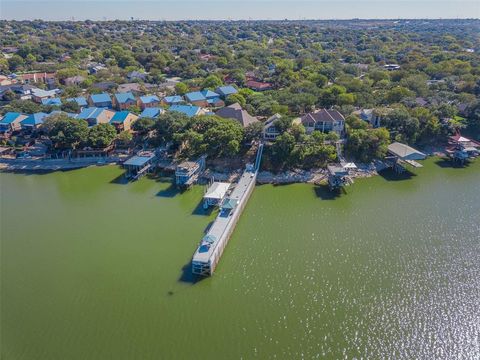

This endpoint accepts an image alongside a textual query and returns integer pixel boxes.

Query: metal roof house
[162,95,184,106]
[66,97,88,108]
[76,107,115,127]
[31,88,59,103]
[216,85,238,99]
[110,111,138,132]
[169,104,203,118]
[89,93,113,109]
[20,112,48,129]
[41,97,62,106]
[0,112,27,133]
[139,107,164,119]
[185,91,208,107]
[139,95,160,109]
[114,92,137,110]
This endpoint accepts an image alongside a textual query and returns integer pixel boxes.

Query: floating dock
[191,144,263,276]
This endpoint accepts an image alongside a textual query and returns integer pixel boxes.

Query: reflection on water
[1,159,479,359]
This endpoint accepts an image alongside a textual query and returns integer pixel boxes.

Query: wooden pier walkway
[191,143,263,276]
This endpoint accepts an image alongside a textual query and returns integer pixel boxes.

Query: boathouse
[123,151,156,180]
[203,182,231,208]
[175,156,206,188]
[327,165,353,190]
[386,142,426,172]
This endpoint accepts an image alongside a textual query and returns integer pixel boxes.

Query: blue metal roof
[0,112,22,124]
[90,93,111,104]
[66,97,88,107]
[139,95,160,104]
[115,92,136,104]
[169,105,200,118]
[41,97,62,106]
[77,107,105,120]
[21,112,48,126]
[140,107,163,118]
[110,111,131,123]
[216,85,238,97]
[163,95,183,104]
[201,90,220,99]
[185,91,206,102]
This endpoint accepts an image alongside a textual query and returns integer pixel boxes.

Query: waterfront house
[41,97,62,106]
[216,85,238,99]
[215,103,259,128]
[301,109,345,136]
[162,95,184,106]
[353,108,382,128]
[20,112,48,130]
[66,97,88,109]
[139,107,164,119]
[139,95,160,110]
[109,111,138,132]
[0,112,27,133]
[169,104,203,118]
[263,114,283,141]
[76,107,115,127]
[31,88,59,103]
[89,93,113,109]
[185,91,208,107]
[114,92,137,110]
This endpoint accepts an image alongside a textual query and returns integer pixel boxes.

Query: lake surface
[1,159,479,359]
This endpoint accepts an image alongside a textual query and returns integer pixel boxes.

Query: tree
[175,82,189,95]
[202,75,223,89]
[87,123,117,148]
[226,93,246,107]
[8,55,25,71]
[132,117,155,134]
[42,114,89,150]
[61,101,80,113]
[345,127,390,162]
[118,130,133,145]
[271,132,295,165]
[244,121,264,142]
[153,112,189,144]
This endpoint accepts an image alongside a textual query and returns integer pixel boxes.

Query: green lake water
[1,159,479,359]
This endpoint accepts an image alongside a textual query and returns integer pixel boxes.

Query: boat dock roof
[203,182,231,200]
[124,152,155,167]
[388,142,426,161]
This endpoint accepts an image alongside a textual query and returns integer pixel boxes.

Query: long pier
[191,144,263,276]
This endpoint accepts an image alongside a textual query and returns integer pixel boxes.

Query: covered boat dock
[203,181,231,208]
[123,151,156,180]
[386,142,426,172]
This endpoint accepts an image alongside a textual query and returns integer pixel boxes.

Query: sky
[1,0,479,21]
